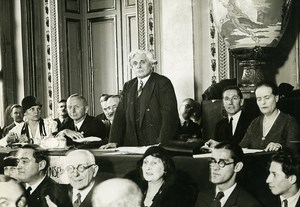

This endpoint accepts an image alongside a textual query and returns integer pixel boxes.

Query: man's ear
[234,162,243,173]
[275,95,279,103]
[240,98,244,107]
[289,175,297,185]
[38,160,47,171]
[92,165,99,177]
[85,106,89,113]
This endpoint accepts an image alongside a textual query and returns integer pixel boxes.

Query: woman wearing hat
[125,146,198,207]
[0,96,57,146]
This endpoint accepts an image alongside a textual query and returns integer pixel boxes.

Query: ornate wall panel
[44,0,61,117]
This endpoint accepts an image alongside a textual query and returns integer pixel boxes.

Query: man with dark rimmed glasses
[65,149,99,207]
[195,142,262,207]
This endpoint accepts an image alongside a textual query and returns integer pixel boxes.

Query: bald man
[92,178,142,207]
[65,149,99,207]
[0,174,27,207]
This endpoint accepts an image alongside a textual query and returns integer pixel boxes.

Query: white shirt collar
[216,183,237,207]
[75,117,85,130]
[280,189,300,207]
[26,175,46,194]
[14,121,24,126]
[228,110,242,135]
[72,181,95,203]
[137,74,151,90]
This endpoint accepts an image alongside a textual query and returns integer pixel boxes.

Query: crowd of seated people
[1,50,300,206]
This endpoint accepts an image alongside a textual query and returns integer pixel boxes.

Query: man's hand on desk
[56,129,84,140]
[264,142,282,152]
[99,142,118,149]
[204,139,219,149]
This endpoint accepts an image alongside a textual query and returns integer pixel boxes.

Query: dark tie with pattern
[73,192,81,207]
[137,80,143,97]
[282,199,288,207]
[213,191,224,207]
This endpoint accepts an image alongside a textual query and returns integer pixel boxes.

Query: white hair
[92,178,142,207]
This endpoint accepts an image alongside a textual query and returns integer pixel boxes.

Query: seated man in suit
[95,93,110,121]
[15,144,71,207]
[177,98,202,142]
[102,95,120,138]
[266,150,300,207]
[57,94,107,145]
[65,149,99,207]
[92,178,142,207]
[205,86,255,147]
[195,142,262,207]
[2,104,24,137]
[0,174,27,207]
[53,99,71,133]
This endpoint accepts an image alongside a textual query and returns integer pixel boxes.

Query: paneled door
[59,0,138,115]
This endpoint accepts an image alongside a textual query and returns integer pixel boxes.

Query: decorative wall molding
[44,0,60,118]
[137,0,155,54]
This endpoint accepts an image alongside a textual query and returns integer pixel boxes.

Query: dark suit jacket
[27,176,72,207]
[2,122,16,137]
[54,116,72,132]
[273,197,300,207]
[195,184,263,207]
[62,115,107,147]
[177,119,202,141]
[62,115,106,139]
[126,169,198,207]
[109,72,179,146]
[68,183,96,207]
[214,111,254,145]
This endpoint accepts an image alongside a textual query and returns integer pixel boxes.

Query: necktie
[26,186,32,197]
[137,80,143,97]
[73,193,81,207]
[228,117,233,136]
[282,199,288,207]
[213,191,224,207]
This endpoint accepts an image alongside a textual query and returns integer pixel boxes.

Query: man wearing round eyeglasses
[65,149,99,207]
[195,142,262,207]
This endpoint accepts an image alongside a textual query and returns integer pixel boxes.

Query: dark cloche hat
[22,96,42,112]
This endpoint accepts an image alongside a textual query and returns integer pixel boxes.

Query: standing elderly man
[195,142,263,207]
[205,86,255,147]
[65,149,99,207]
[15,144,71,207]
[266,150,300,207]
[57,94,106,143]
[102,50,179,148]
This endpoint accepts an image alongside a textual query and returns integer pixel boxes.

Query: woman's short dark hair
[255,81,278,96]
[138,146,176,180]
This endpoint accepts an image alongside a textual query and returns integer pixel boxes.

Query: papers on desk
[97,146,153,155]
[73,137,102,143]
[192,148,263,158]
[242,148,263,154]
[117,146,151,154]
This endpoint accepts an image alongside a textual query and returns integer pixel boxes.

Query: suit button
[146,108,150,111]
